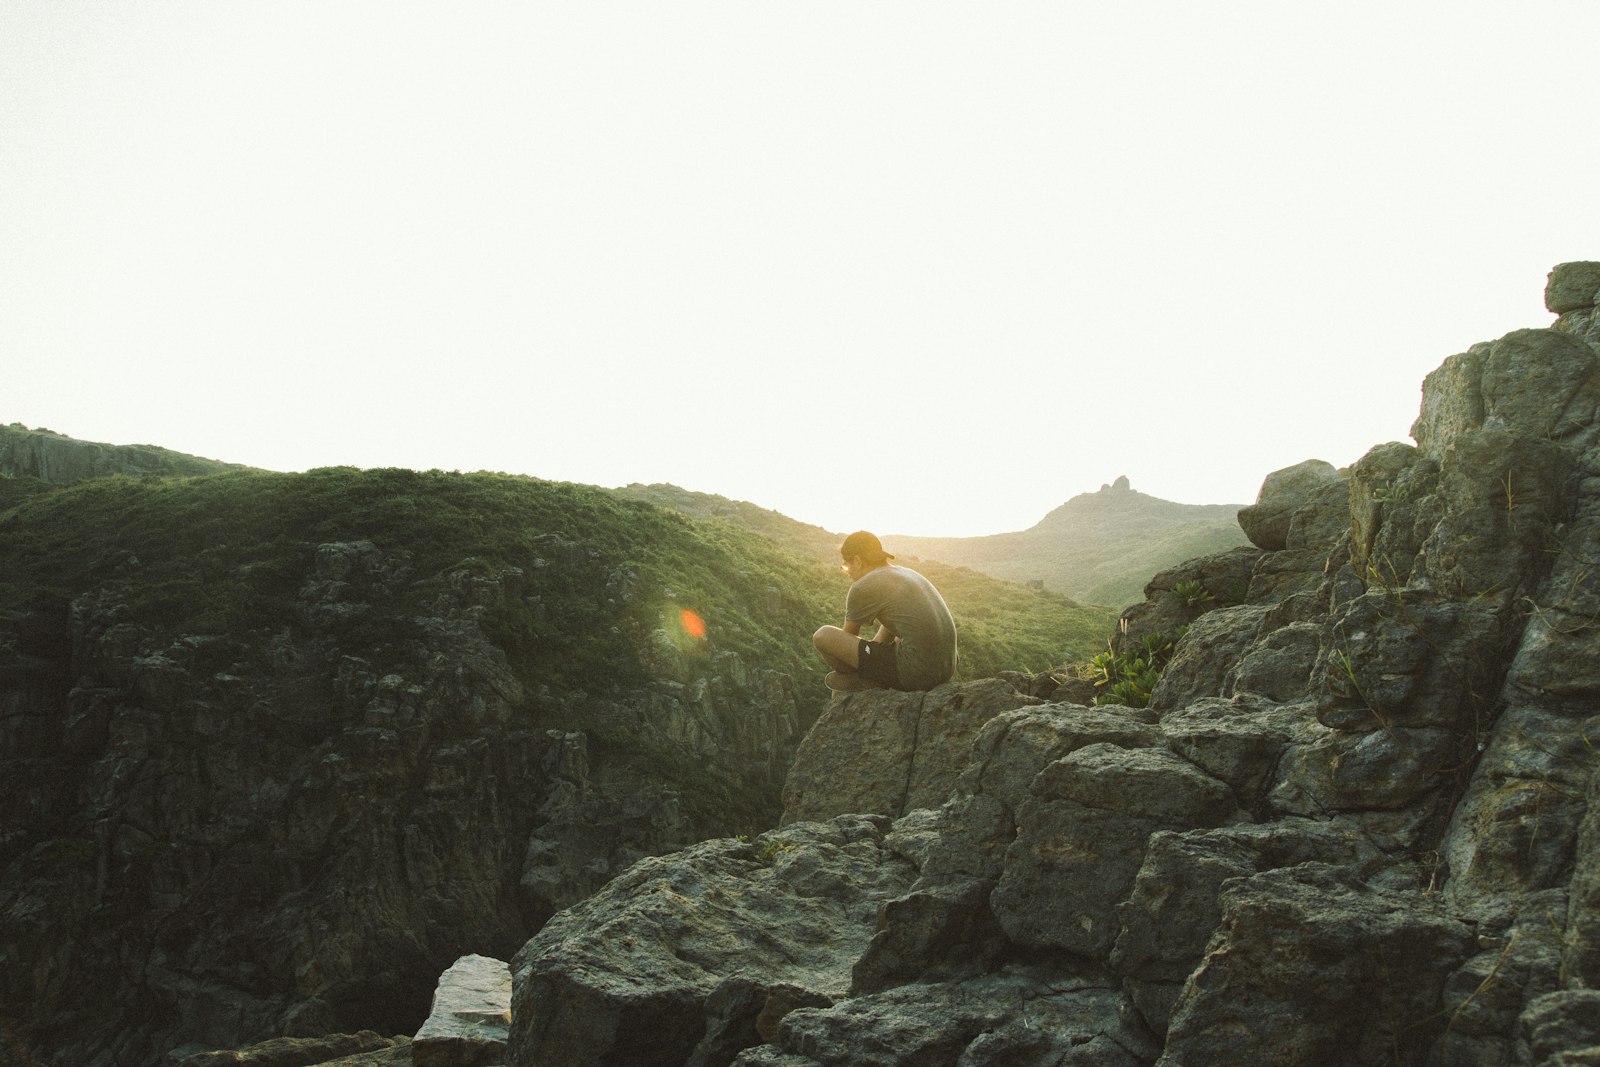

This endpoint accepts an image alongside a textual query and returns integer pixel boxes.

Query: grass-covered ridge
[0,466,1110,692]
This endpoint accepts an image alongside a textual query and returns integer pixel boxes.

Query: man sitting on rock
[812,530,957,693]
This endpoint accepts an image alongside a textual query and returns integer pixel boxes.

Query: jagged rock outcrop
[1550,260,1600,348]
[502,265,1600,1066]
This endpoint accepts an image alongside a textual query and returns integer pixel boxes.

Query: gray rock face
[1159,865,1475,1067]
[500,269,1600,1066]
[780,679,1041,825]
[413,955,511,1067]
[1237,459,1343,551]
[172,1031,408,1066]
[1546,261,1600,314]
[733,969,1155,1067]
[507,816,916,1067]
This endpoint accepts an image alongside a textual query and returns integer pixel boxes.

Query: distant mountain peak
[1100,475,1132,492]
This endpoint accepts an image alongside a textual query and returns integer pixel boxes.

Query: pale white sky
[3,3,1595,536]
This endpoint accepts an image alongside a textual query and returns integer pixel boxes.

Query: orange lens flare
[679,608,707,640]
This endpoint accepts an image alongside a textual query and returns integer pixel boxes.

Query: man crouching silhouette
[812,530,957,693]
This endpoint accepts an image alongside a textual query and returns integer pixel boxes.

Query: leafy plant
[756,836,797,863]
[1172,579,1213,607]
[1090,630,1175,708]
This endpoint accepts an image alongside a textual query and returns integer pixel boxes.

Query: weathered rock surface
[412,955,510,1067]
[1547,260,1600,315]
[507,816,916,1067]
[779,679,1041,825]
[731,969,1155,1067]
[1237,458,1343,551]
[173,1031,408,1067]
[501,269,1600,1066]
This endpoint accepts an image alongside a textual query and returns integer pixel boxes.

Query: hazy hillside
[1,421,249,483]
[890,480,1250,608]
[611,481,1116,670]
[619,478,1252,612]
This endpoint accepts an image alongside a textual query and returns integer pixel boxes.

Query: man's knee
[813,625,857,666]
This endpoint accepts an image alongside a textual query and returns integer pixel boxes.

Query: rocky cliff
[0,470,833,1066]
[498,263,1600,1066]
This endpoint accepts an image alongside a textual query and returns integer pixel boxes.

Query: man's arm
[871,621,896,644]
[842,620,861,636]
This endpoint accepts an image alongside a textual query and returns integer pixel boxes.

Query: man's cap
[841,530,894,562]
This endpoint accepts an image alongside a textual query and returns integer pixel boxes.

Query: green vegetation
[755,836,798,863]
[0,466,1110,690]
[911,558,1112,675]
[1088,629,1180,708]
[611,483,841,559]
[0,467,838,687]
[606,484,1118,671]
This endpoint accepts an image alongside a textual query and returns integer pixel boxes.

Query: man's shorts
[856,639,903,689]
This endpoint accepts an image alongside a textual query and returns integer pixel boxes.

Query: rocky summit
[494,263,1600,1066]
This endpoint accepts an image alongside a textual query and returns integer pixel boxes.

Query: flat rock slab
[414,954,512,1067]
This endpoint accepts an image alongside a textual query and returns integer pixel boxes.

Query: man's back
[845,564,957,690]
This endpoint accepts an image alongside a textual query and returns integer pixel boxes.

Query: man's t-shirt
[845,564,957,691]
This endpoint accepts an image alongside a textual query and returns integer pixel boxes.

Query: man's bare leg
[812,625,860,674]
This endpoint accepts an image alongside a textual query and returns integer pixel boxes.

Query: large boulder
[1111,818,1389,1033]
[1546,261,1600,315]
[730,970,1155,1067]
[1159,866,1474,1066]
[780,679,1040,824]
[506,816,917,1067]
[1237,460,1344,551]
[412,955,510,1067]
[991,743,1243,958]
